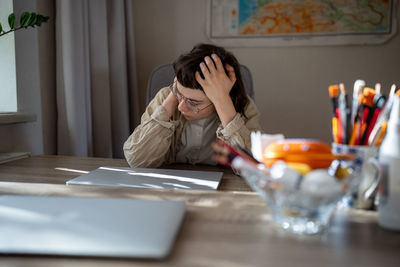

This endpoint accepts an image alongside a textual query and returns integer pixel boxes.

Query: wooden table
[0,155,251,191]
[0,156,399,266]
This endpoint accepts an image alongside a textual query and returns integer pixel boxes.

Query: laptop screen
[66,166,223,190]
[0,195,186,258]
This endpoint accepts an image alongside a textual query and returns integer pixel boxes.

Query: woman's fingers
[212,154,229,165]
[212,140,231,156]
[201,54,229,78]
[225,64,234,71]
[199,62,211,80]
[211,142,222,153]
[204,56,217,73]
[211,54,224,72]
[225,64,236,83]
[195,71,205,86]
[211,142,231,165]
[198,55,235,101]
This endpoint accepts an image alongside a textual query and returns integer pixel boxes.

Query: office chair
[145,63,255,105]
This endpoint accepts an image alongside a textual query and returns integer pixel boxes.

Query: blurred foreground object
[263,139,355,169]
[213,138,357,235]
[375,94,400,231]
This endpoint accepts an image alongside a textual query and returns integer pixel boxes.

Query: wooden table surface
[0,155,251,191]
[0,156,399,267]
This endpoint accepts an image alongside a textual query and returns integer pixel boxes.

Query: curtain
[56,0,139,158]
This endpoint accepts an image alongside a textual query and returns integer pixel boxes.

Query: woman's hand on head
[195,54,237,127]
[195,54,236,105]
[162,91,179,118]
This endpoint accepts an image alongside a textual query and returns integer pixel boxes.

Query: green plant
[0,12,49,37]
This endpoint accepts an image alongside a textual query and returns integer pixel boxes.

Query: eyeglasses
[169,83,213,114]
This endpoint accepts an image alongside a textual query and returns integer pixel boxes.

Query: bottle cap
[388,95,400,128]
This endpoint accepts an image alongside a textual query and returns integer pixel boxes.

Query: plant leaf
[28,12,37,27]
[8,13,16,29]
[20,12,31,27]
[35,15,50,26]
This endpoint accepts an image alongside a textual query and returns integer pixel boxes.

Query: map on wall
[208,0,397,46]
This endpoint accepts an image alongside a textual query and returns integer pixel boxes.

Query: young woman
[123,43,262,168]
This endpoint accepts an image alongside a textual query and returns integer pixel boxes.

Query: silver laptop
[0,195,185,259]
[66,166,223,190]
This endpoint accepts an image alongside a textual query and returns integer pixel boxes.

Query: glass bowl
[232,158,356,235]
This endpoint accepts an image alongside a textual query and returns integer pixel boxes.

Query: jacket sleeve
[123,88,179,168]
[216,97,262,153]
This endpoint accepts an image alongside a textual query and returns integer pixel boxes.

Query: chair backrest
[146,63,254,105]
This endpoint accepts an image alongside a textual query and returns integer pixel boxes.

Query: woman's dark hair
[172,43,249,116]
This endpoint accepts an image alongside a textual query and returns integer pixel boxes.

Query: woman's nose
[177,99,190,113]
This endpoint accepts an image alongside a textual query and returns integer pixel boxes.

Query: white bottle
[378,95,400,230]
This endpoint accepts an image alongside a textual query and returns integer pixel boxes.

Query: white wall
[132,0,400,143]
[0,0,44,154]
[0,0,17,112]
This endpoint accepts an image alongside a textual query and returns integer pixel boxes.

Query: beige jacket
[123,87,262,168]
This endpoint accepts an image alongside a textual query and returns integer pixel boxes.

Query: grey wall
[132,0,400,143]
[37,0,56,154]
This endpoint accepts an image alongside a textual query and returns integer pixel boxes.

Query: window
[0,0,17,113]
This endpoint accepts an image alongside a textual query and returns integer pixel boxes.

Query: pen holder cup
[331,143,379,209]
[234,157,357,235]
